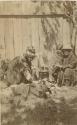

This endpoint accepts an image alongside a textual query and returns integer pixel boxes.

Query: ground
[1,81,77,125]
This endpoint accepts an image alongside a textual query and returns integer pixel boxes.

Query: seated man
[52,45,77,86]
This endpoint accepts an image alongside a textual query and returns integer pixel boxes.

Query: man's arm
[64,58,77,69]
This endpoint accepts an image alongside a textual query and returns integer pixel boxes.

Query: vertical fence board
[38,18,46,66]
[75,30,77,56]
[31,18,40,53]
[4,18,15,59]
[62,19,71,47]
[31,18,41,67]
[21,18,32,54]
[0,19,5,59]
[13,18,23,57]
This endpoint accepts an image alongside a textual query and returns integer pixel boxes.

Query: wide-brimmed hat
[62,44,72,50]
[24,46,36,58]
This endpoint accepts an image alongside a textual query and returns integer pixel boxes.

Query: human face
[28,56,34,62]
[62,49,71,57]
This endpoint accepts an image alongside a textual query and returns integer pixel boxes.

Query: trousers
[57,68,76,86]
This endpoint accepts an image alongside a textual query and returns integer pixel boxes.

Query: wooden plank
[4,18,10,59]
[0,18,5,59]
[9,18,15,59]
[0,1,66,16]
[21,18,32,54]
[62,19,71,48]
[75,29,77,56]
[4,18,15,59]
[38,18,45,67]
[0,1,40,15]
[13,18,23,57]
[31,18,40,51]
[57,17,63,46]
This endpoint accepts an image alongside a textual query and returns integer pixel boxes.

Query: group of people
[0,44,77,87]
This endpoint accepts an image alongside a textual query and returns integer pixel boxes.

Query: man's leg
[57,71,64,86]
[63,68,74,86]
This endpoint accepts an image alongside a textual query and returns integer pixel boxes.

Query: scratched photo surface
[0,1,77,125]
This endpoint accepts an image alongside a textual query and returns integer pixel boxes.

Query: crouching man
[5,46,36,86]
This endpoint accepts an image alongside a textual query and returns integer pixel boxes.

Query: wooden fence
[0,17,64,60]
[0,1,76,67]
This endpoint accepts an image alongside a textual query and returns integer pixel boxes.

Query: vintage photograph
[0,1,77,125]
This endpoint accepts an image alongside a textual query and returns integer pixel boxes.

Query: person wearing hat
[22,46,36,71]
[54,44,77,86]
[21,46,37,82]
[5,46,36,86]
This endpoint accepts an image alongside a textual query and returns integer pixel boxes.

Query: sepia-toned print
[0,1,77,125]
